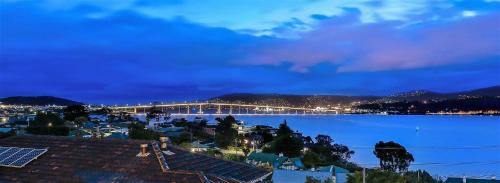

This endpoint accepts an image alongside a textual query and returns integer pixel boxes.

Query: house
[318,165,350,183]
[246,152,304,170]
[0,135,271,183]
[446,177,500,183]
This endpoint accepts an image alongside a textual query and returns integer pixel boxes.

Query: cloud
[0,0,499,103]
[0,0,467,37]
[241,12,500,72]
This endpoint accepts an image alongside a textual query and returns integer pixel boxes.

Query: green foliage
[63,105,89,121]
[223,153,244,162]
[276,120,292,137]
[215,116,238,148]
[263,121,303,157]
[92,107,112,115]
[26,112,69,136]
[262,130,274,143]
[303,151,321,168]
[204,149,223,158]
[347,169,405,183]
[269,135,304,157]
[307,134,354,167]
[179,142,192,149]
[128,122,160,140]
[171,131,192,145]
[374,141,414,172]
[347,169,440,183]
[403,170,441,183]
[0,130,15,139]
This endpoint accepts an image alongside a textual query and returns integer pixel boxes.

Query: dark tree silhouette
[26,112,69,136]
[215,116,238,148]
[63,105,88,121]
[276,120,292,137]
[373,141,414,172]
[128,122,160,140]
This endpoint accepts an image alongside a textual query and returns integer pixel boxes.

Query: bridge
[110,102,338,115]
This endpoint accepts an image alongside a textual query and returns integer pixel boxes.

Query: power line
[348,145,500,150]
[357,160,500,167]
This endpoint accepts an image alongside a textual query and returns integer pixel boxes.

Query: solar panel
[1,148,34,165]
[0,146,47,168]
[0,147,20,162]
[0,147,11,155]
[10,149,47,167]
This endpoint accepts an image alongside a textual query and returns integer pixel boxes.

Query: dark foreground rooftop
[0,135,270,183]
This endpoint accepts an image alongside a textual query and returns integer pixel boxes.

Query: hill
[0,96,83,106]
[209,86,500,107]
[385,85,500,102]
[209,93,381,107]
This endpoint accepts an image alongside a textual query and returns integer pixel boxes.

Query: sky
[0,0,499,104]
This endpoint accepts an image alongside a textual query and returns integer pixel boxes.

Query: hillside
[385,85,500,101]
[209,93,381,107]
[209,86,500,107]
[0,96,83,106]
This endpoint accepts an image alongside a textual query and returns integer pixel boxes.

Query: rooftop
[0,135,270,183]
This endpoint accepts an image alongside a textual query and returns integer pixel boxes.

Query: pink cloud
[242,13,500,73]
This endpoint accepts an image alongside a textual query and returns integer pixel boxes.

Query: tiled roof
[0,135,271,183]
[0,135,207,183]
[247,152,287,165]
[166,146,272,182]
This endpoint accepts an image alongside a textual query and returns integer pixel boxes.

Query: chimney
[140,144,148,155]
[160,137,169,150]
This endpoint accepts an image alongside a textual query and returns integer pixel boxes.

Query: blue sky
[0,0,499,104]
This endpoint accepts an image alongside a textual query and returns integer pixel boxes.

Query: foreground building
[0,135,271,183]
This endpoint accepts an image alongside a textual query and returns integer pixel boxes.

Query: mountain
[0,96,83,106]
[209,86,500,106]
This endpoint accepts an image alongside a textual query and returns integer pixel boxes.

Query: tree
[26,112,69,136]
[171,132,192,145]
[331,143,354,161]
[93,107,112,115]
[374,141,414,172]
[269,135,304,157]
[347,169,405,183]
[261,130,274,144]
[315,134,333,146]
[310,134,354,164]
[347,169,440,183]
[215,116,238,148]
[128,122,160,140]
[276,120,292,137]
[63,105,88,121]
[404,170,441,183]
[303,151,321,169]
[306,176,333,183]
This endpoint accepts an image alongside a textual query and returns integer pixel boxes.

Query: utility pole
[362,168,366,183]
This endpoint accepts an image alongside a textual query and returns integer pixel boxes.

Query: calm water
[234,115,500,177]
[172,114,500,177]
